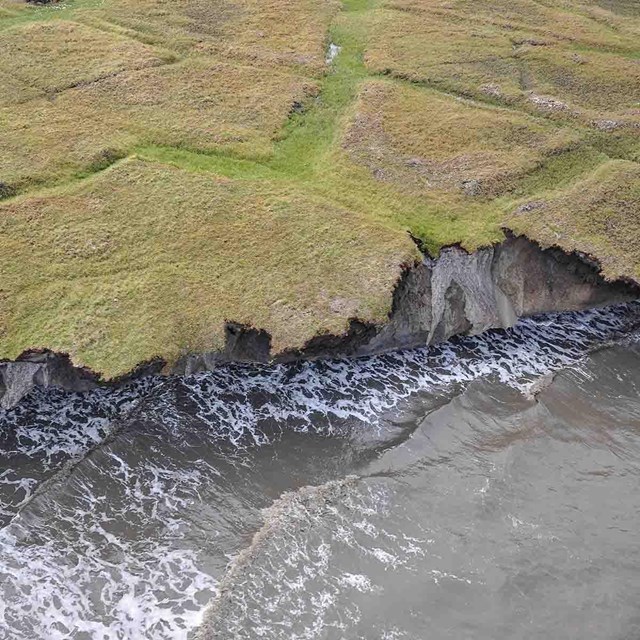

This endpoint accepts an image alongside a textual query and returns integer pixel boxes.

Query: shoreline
[1,232,638,409]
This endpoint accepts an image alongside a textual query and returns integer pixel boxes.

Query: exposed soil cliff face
[1,235,637,408]
[357,234,637,356]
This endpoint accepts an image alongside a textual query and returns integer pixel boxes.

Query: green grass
[136,3,508,254]
[268,0,372,177]
[0,159,417,377]
[507,159,640,281]
[0,0,639,376]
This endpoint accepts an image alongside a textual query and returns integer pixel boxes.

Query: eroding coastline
[0,303,639,638]
[1,234,637,408]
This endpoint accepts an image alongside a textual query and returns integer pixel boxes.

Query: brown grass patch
[0,159,418,377]
[0,57,317,193]
[365,0,640,126]
[0,20,169,106]
[342,80,581,197]
[80,0,339,74]
[507,159,640,281]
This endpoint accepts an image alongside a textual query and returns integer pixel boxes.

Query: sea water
[1,303,639,639]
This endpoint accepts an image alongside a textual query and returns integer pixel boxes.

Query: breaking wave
[0,302,637,639]
[165,301,640,445]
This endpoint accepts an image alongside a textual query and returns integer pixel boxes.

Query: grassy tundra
[0,0,638,376]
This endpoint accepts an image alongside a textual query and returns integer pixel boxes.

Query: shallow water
[0,303,639,639]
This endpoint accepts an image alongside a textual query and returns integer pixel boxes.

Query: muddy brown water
[0,303,639,639]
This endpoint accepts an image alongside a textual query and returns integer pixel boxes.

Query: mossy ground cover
[0,0,638,376]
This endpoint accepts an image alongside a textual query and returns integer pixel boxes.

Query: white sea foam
[200,477,443,638]
[0,303,637,638]
[172,302,640,448]
[336,572,375,593]
[0,453,217,639]
[199,478,390,639]
[0,377,159,528]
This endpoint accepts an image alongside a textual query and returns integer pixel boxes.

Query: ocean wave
[0,302,638,638]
